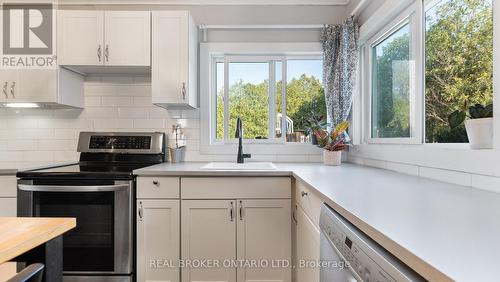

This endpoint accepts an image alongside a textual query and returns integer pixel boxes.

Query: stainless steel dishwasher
[319,204,424,282]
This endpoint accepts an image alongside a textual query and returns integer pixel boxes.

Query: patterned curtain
[321,17,360,129]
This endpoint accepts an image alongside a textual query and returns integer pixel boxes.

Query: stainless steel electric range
[17,132,166,282]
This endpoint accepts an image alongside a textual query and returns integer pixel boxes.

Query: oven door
[17,179,133,276]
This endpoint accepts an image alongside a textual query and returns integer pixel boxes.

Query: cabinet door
[137,200,180,282]
[104,11,151,66]
[181,200,236,282]
[0,198,16,217]
[152,11,189,105]
[0,70,19,102]
[237,199,292,282]
[58,10,104,65]
[15,69,57,102]
[295,205,320,282]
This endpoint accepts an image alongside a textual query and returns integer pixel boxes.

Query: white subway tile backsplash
[23,129,54,140]
[93,119,134,129]
[386,162,419,176]
[38,140,76,151]
[84,108,118,118]
[0,151,22,162]
[22,151,54,162]
[118,108,150,118]
[53,151,79,162]
[102,97,134,107]
[132,97,152,106]
[7,140,37,151]
[417,167,472,187]
[133,119,165,129]
[471,174,500,193]
[0,76,323,168]
[85,97,102,107]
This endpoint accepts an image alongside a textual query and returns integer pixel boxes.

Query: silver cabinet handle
[18,184,129,192]
[10,82,15,98]
[239,200,243,221]
[230,201,234,222]
[138,201,143,221]
[301,191,308,197]
[2,82,7,98]
[105,45,109,62]
[152,180,159,186]
[182,82,186,100]
[292,205,298,225]
[98,45,102,62]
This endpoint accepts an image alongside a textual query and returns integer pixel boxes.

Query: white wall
[0,4,349,169]
[0,75,324,169]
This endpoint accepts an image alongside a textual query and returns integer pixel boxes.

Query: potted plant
[448,103,493,149]
[304,113,327,145]
[314,121,350,166]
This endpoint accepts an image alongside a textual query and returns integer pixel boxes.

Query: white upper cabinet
[104,11,151,66]
[57,10,104,66]
[57,10,150,68]
[0,68,84,108]
[152,11,198,109]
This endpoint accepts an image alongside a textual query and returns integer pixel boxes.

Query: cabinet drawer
[181,177,291,199]
[137,177,179,199]
[0,175,17,197]
[295,179,323,228]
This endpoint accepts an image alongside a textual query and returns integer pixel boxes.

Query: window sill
[200,141,323,155]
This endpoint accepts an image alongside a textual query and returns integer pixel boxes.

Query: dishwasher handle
[18,184,130,192]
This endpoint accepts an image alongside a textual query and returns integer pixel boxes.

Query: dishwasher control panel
[320,205,424,282]
[323,221,396,282]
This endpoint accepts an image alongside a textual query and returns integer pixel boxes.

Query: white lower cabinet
[181,199,291,282]
[295,205,320,282]
[0,175,17,217]
[137,177,292,282]
[137,199,180,282]
[237,199,291,282]
[181,200,237,282]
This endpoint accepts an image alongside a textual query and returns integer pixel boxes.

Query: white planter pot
[323,150,342,166]
[465,117,493,149]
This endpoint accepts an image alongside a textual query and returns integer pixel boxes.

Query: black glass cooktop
[16,163,154,180]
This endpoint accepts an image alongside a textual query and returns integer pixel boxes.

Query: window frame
[362,1,424,144]
[200,42,324,154]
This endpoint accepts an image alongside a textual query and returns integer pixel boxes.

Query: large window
[365,0,493,144]
[214,56,325,143]
[425,0,493,143]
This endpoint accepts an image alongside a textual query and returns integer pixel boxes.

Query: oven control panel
[78,132,164,154]
[89,136,152,150]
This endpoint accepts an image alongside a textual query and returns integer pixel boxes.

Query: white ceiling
[58,0,351,5]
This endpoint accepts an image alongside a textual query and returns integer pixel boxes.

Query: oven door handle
[18,184,130,192]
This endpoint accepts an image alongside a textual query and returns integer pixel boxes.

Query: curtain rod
[198,24,325,30]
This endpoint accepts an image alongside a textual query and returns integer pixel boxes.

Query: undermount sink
[201,162,277,170]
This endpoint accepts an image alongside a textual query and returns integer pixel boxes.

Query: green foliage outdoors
[216,75,326,139]
[425,0,493,142]
[372,0,492,142]
[372,26,411,138]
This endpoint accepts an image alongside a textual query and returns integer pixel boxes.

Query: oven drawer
[137,177,180,199]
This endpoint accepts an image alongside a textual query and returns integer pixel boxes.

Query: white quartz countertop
[0,162,78,176]
[134,162,500,281]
